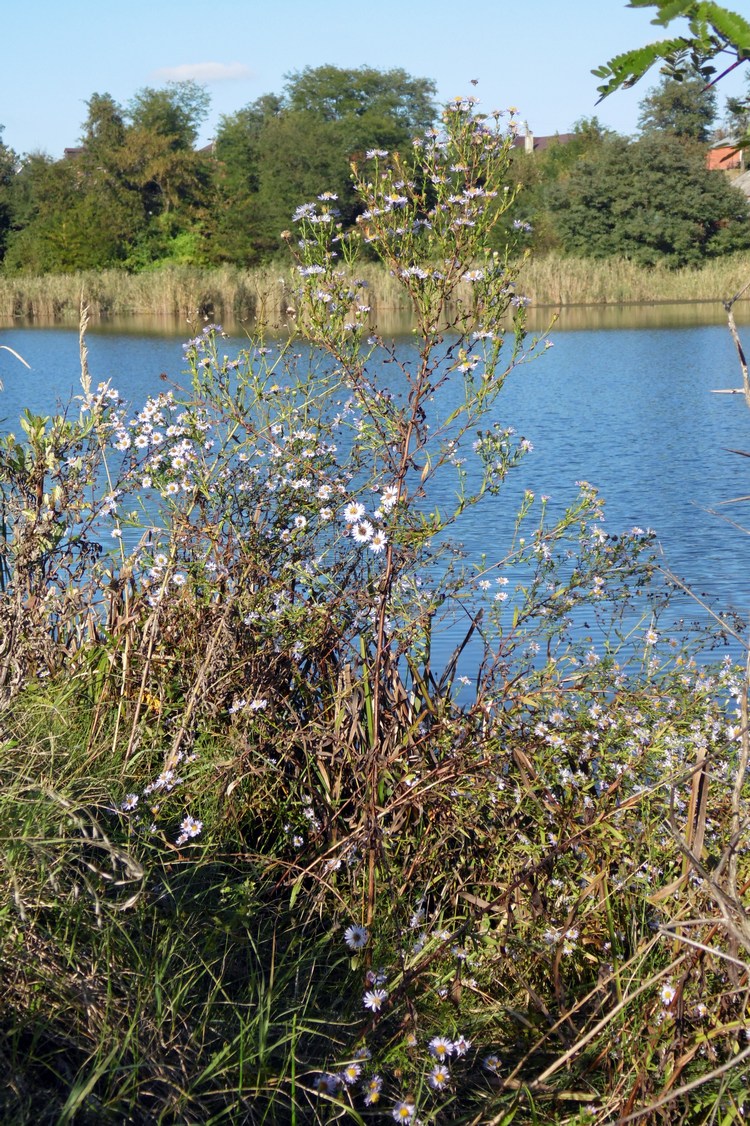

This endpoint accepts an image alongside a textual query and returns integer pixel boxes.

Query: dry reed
[3,252,750,328]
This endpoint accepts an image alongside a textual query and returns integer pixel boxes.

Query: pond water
[3,305,750,667]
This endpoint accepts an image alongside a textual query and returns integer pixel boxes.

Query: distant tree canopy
[3,82,216,272]
[208,66,437,264]
[0,126,17,260]
[2,58,750,275]
[637,73,717,141]
[545,133,750,266]
[508,72,750,267]
[0,67,437,273]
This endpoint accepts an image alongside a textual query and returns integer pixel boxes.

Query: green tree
[3,154,109,272]
[503,117,618,253]
[546,132,750,266]
[205,66,437,265]
[82,92,127,154]
[283,64,436,136]
[120,82,214,265]
[127,81,210,149]
[208,95,283,264]
[637,72,717,140]
[0,126,17,262]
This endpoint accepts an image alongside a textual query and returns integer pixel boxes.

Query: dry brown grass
[3,253,750,329]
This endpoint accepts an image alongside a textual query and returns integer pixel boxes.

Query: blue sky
[3,0,748,156]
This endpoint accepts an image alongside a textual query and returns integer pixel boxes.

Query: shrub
[1,95,749,1125]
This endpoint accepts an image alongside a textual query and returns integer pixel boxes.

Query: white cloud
[151,62,253,83]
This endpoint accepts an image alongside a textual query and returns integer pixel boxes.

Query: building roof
[512,132,576,153]
[731,169,750,198]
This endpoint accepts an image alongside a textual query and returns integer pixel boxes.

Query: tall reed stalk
[4,252,750,328]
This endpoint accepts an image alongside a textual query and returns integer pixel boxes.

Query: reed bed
[4,252,750,329]
[522,251,750,305]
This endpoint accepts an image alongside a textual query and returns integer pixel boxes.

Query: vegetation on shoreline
[2,95,750,1126]
[5,252,750,327]
[3,59,750,282]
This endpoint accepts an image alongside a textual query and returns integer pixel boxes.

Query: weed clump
[1,96,749,1125]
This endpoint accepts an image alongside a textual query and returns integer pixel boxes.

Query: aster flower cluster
[118,746,201,846]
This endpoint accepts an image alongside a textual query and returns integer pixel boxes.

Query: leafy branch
[594,2,750,99]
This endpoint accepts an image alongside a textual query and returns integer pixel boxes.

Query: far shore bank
[3,253,750,328]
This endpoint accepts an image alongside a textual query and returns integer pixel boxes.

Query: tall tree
[0,126,17,262]
[637,73,717,141]
[120,82,214,264]
[207,96,282,263]
[205,66,437,265]
[127,81,210,149]
[546,132,750,266]
[283,65,436,136]
[82,92,127,154]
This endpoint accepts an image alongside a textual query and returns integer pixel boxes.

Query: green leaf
[594,38,692,97]
[699,2,750,53]
[646,0,697,24]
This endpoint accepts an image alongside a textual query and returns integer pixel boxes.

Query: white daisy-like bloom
[363,988,388,1012]
[344,923,369,950]
[380,485,399,509]
[121,793,139,811]
[428,1064,450,1090]
[453,1034,471,1056]
[172,572,186,586]
[351,520,374,543]
[339,1062,361,1085]
[369,531,388,554]
[179,815,203,839]
[428,1036,453,1060]
[343,501,366,523]
[293,514,307,530]
[660,983,676,1006]
[319,506,333,521]
[391,1101,415,1121]
[249,698,267,711]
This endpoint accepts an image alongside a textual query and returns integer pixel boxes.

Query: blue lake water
[3,310,750,665]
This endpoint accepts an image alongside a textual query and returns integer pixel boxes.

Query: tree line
[1,63,750,274]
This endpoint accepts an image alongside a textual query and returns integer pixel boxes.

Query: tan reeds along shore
[3,253,750,327]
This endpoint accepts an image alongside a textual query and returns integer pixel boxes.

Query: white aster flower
[344,923,369,950]
[363,988,388,1012]
[351,520,374,543]
[179,815,203,839]
[343,501,366,523]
